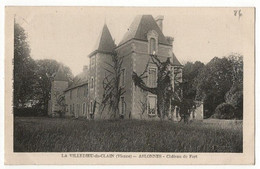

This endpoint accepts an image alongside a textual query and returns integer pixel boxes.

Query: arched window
[150,38,156,54]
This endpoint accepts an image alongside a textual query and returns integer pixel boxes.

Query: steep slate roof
[65,71,88,91]
[89,24,116,57]
[118,15,171,47]
[54,66,68,81]
[171,52,182,67]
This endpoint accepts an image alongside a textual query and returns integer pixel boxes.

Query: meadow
[14,117,243,152]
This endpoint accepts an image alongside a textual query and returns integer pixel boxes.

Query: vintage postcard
[5,7,255,165]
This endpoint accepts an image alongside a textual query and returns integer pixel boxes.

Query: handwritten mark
[234,9,242,20]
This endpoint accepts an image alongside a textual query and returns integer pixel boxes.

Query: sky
[14,7,254,75]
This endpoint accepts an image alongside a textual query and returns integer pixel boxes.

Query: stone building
[48,15,203,121]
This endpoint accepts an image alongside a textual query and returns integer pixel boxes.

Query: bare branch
[132,71,157,95]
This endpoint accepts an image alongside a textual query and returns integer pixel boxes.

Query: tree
[132,54,183,120]
[13,22,36,108]
[213,102,235,119]
[100,52,126,119]
[228,54,243,85]
[182,61,205,100]
[137,96,147,120]
[225,54,243,119]
[54,92,67,117]
[195,57,233,118]
[33,59,73,115]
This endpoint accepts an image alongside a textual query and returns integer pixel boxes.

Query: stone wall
[64,85,89,118]
[130,39,174,120]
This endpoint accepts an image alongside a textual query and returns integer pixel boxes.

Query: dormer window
[91,77,94,89]
[147,30,158,55]
[150,38,156,55]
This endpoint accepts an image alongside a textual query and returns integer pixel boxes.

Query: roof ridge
[118,15,170,47]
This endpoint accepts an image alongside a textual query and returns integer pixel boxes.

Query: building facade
[48,15,203,121]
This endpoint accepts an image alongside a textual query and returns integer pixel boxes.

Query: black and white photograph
[4,7,255,165]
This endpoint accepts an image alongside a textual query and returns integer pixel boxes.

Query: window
[90,101,93,114]
[120,97,126,115]
[82,103,87,116]
[148,67,157,87]
[175,106,180,118]
[90,56,95,69]
[91,77,94,89]
[149,38,156,54]
[70,105,72,114]
[120,68,126,87]
[70,90,72,99]
[75,104,80,118]
[89,101,95,119]
[84,84,88,97]
[82,103,85,115]
[77,88,80,97]
[148,96,157,116]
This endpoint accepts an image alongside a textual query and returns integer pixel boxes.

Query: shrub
[225,83,243,119]
[14,107,45,117]
[54,110,65,117]
[212,103,235,119]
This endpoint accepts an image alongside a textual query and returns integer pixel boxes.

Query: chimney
[155,15,164,32]
[83,65,88,72]
[166,36,174,45]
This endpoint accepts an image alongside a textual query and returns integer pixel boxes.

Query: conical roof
[118,15,170,47]
[90,24,116,56]
[54,66,68,81]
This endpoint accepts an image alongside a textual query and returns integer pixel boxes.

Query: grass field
[14,117,243,152]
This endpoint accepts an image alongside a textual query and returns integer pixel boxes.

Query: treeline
[14,22,243,119]
[182,55,243,119]
[14,22,73,116]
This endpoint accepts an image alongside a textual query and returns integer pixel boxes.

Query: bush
[212,103,235,119]
[54,110,65,117]
[14,107,45,117]
[225,83,243,119]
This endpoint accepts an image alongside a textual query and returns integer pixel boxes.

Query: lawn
[14,117,243,152]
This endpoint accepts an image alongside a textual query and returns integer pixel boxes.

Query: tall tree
[132,54,183,120]
[225,54,243,119]
[34,59,73,115]
[100,52,126,119]
[182,61,205,100]
[195,57,233,118]
[13,22,36,108]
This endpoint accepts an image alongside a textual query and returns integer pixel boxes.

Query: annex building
[48,15,203,121]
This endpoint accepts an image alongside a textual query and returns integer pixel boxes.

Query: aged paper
[5,7,255,165]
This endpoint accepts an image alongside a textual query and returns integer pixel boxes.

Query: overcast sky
[14,7,254,75]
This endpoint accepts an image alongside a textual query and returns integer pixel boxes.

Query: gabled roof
[65,71,88,91]
[89,24,116,57]
[54,66,68,81]
[118,15,171,47]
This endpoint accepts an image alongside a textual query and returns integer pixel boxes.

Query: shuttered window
[150,38,156,54]
[148,67,157,87]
